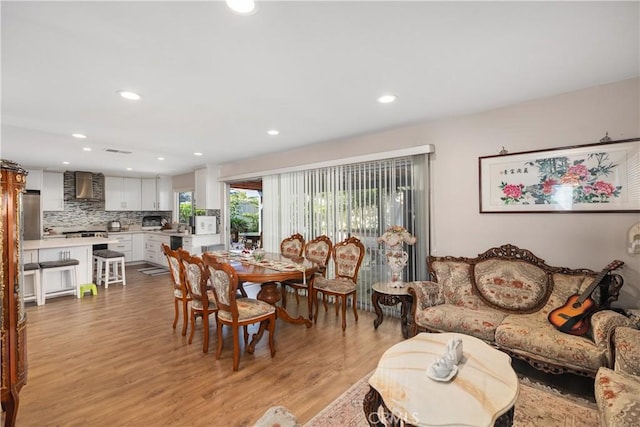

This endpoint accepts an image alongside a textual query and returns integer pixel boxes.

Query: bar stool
[39,259,80,300]
[93,249,126,288]
[23,262,43,306]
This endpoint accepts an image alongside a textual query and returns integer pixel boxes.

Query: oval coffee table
[364,332,519,427]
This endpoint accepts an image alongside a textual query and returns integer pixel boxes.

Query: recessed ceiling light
[126,167,132,171]
[377,94,397,104]
[267,129,280,136]
[82,147,92,151]
[194,152,203,156]
[226,0,256,15]
[62,161,70,165]
[72,133,87,139]
[118,90,142,101]
[157,157,165,161]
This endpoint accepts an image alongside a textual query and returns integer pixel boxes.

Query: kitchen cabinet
[144,233,170,265]
[132,233,144,261]
[181,234,222,256]
[42,171,64,211]
[105,176,141,211]
[25,168,43,190]
[141,176,172,211]
[194,166,221,210]
[108,233,133,262]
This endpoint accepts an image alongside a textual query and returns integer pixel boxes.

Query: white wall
[220,77,640,307]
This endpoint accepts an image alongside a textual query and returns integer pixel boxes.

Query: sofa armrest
[613,326,640,376]
[591,310,634,347]
[408,281,443,310]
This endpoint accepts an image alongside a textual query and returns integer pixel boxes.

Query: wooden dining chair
[179,250,218,353]
[280,233,305,257]
[281,235,333,319]
[202,252,277,371]
[162,243,191,336]
[312,236,365,331]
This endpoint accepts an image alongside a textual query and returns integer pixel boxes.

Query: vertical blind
[262,155,429,312]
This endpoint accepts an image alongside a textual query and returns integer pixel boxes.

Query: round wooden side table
[371,282,414,339]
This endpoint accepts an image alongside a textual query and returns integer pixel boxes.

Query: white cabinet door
[42,171,64,211]
[105,177,141,211]
[25,169,43,191]
[194,166,221,210]
[156,176,172,210]
[122,178,141,211]
[132,233,144,261]
[141,178,157,210]
[141,177,172,211]
[105,176,124,211]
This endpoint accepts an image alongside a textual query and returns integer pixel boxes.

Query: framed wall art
[479,138,640,213]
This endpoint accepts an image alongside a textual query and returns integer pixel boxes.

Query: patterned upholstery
[162,244,191,337]
[280,233,305,257]
[281,235,332,319]
[312,236,365,331]
[217,299,275,322]
[409,244,632,377]
[595,327,640,427]
[180,250,218,353]
[202,253,277,371]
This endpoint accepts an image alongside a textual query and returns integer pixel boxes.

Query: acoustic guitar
[548,260,624,336]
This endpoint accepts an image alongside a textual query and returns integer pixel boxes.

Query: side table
[372,282,414,339]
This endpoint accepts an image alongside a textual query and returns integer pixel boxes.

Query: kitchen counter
[24,237,117,250]
[109,230,198,238]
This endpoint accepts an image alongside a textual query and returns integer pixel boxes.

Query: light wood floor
[13,266,405,426]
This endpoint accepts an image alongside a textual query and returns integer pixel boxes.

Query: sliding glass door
[262,155,429,312]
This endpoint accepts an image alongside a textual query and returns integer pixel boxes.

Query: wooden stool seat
[93,250,126,288]
[39,259,80,301]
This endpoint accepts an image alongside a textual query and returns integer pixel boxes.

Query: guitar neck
[576,261,623,304]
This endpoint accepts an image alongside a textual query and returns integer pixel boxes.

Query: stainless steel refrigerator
[23,190,41,240]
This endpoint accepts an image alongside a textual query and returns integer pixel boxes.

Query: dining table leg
[247,281,312,353]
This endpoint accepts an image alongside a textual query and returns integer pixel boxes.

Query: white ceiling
[2,1,638,177]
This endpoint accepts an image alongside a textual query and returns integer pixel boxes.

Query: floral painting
[479,139,640,213]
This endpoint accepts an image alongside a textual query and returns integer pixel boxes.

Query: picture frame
[479,138,640,213]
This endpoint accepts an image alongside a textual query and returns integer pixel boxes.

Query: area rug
[304,372,598,427]
[137,267,169,276]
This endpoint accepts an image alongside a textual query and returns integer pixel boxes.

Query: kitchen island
[23,237,117,303]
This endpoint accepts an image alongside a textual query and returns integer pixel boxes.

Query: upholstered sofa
[408,244,634,377]
[595,326,640,426]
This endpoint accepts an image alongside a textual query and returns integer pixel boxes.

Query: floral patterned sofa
[595,326,640,426]
[408,244,633,377]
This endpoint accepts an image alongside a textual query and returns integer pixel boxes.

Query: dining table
[206,250,318,352]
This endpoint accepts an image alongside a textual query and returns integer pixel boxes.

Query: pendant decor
[377,225,416,288]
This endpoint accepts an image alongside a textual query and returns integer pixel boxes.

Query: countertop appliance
[142,215,163,230]
[194,216,217,235]
[107,221,121,232]
[23,190,41,240]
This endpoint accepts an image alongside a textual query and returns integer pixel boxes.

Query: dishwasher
[170,235,183,250]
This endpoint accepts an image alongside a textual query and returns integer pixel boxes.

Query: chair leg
[267,317,276,357]
[181,299,189,336]
[341,295,347,331]
[313,290,320,323]
[243,325,249,348]
[237,282,248,298]
[352,292,359,322]
[335,295,340,317]
[121,259,127,286]
[232,327,241,371]
[202,311,209,353]
[307,287,314,320]
[173,298,179,329]
[323,294,329,312]
[188,309,196,344]
[281,283,288,308]
[216,322,223,360]
[294,289,300,305]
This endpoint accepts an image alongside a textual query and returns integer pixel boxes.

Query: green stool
[79,283,98,298]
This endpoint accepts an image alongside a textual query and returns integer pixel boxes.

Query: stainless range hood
[75,171,94,199]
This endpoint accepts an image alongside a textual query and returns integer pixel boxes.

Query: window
[177,191,205,224]
[262,155,429,312]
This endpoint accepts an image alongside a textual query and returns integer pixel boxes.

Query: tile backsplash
[42,172,172,229]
